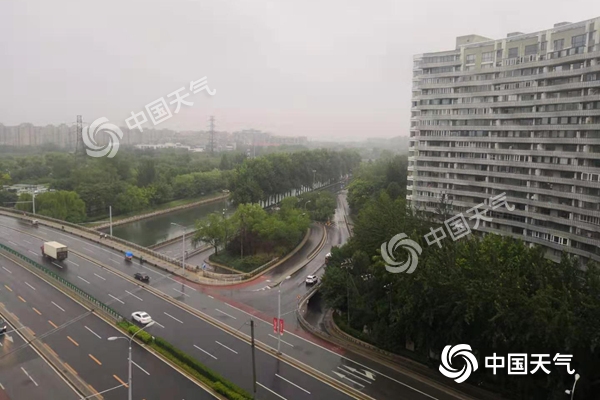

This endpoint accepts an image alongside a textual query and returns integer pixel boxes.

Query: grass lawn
[83,192,226,226]
[210,251,275,273]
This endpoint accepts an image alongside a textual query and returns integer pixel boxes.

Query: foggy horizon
[1,0,598,140]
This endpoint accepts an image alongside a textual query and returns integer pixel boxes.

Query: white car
[305,275,318,285]
[131,311,152,325]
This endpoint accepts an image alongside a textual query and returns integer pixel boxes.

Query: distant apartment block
[409,17,600,262]
[233,129,308,147]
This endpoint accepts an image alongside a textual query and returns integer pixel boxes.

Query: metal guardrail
[0,242,122,321]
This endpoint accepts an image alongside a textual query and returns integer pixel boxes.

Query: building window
[466,54,476,64]
[525,44,538,55]
[508,47,519,58]
[572,34,585,47]
[481,51,494,63]
[464,65,475,71]
[554,39,564,50]
[496,49,503,59]
[540,41,547,51]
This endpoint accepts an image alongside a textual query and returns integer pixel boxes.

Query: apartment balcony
[407,165,415,171]
[414,94,600,111]
[414,165,600,190]
[415,80,600,101]
[406,185,414,191]
[420,59,462,69]
[418,109,600,121]
[410,135,600,146]
[415,145,600,159]
[414,155,600,173]
[419,47,600,79]
[417,123,600,131]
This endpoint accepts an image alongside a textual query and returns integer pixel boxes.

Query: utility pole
[109,206,113,237]
[75,115,84,155]
[250,319,257,399]
[209,116,216,155]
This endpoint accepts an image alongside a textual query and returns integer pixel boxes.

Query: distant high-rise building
[409,17,600,263]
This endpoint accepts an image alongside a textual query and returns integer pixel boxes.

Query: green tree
[193,213,230,255]
[136,159,156,187]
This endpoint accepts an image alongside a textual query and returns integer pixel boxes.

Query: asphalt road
[0,252,219,400]
[0,317,80,400]
[0,208,462,400]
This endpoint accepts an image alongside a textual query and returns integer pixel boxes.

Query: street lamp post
[565,373,580,400]
[312,170,316,190]
[32,191,37,215]
[303,200,311,211]
[276,275,291,354]
[108,321,155,400]
[171,223,186,272]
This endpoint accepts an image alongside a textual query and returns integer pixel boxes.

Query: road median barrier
[115,320,250,400]
[70,249,370,400]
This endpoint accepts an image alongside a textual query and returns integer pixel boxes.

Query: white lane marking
[276,373,311,394]
[77,276,90,284]
[337,366,371,384]
[207,295,214,299]
[94,273,106,280]
[340,365,376,380]
[180,282,197,291]
[268,334,294,347]
[21,367,38,387]
[83,246,95,253]
[25,282,36,291]
[8,240,17,246]
[52,262,63,269]
[85,326,102,339]
[223,298,436,399]
[193,345,217,360]
[125,290,143,301]
[52,301,65,312]
[2,266,12,274]
[23,240,32,244]
[215,341,238,354]
[109,294,124,304]
[172,287,190,297]
[28,250,38,256]
[215,309,236,320]
[332,371,364,387]
[163,312,183,324]
[152,321,165,328]
[0,382,4,390]
[67,260,79,267]
[257,382,287,400]
[132,361,150,376]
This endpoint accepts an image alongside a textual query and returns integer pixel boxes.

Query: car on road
[0,320,6,335]
[305,275,318,285]
[134,272,150,283]
[131,311,152,325]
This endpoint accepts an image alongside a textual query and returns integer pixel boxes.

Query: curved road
[0,200,464,400]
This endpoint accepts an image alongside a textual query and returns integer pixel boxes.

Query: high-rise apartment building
[409,18,600,263]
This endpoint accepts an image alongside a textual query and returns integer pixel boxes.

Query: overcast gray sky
[1,1,598,140]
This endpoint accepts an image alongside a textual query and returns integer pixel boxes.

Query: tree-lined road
[0,213,463,400]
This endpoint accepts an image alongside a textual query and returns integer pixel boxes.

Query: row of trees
[0,149,242,219]
[320,157,600,399]
[230,149,360,204]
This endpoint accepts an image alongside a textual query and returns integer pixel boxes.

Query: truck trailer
[41,241,68,261]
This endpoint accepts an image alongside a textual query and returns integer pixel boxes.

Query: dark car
[134,272,150,283]
[0,321,7,335]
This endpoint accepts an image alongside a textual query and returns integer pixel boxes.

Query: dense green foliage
[117,320,250,399]
[297,191,337,222]
[16,191,86,222]
[198,201,310,272]
[0,149,237,219]
[230,149,360,204]
[346,153,408,215]
[321,156,600,400]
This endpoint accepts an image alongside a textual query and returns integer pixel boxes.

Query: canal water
[111,182,344,247]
